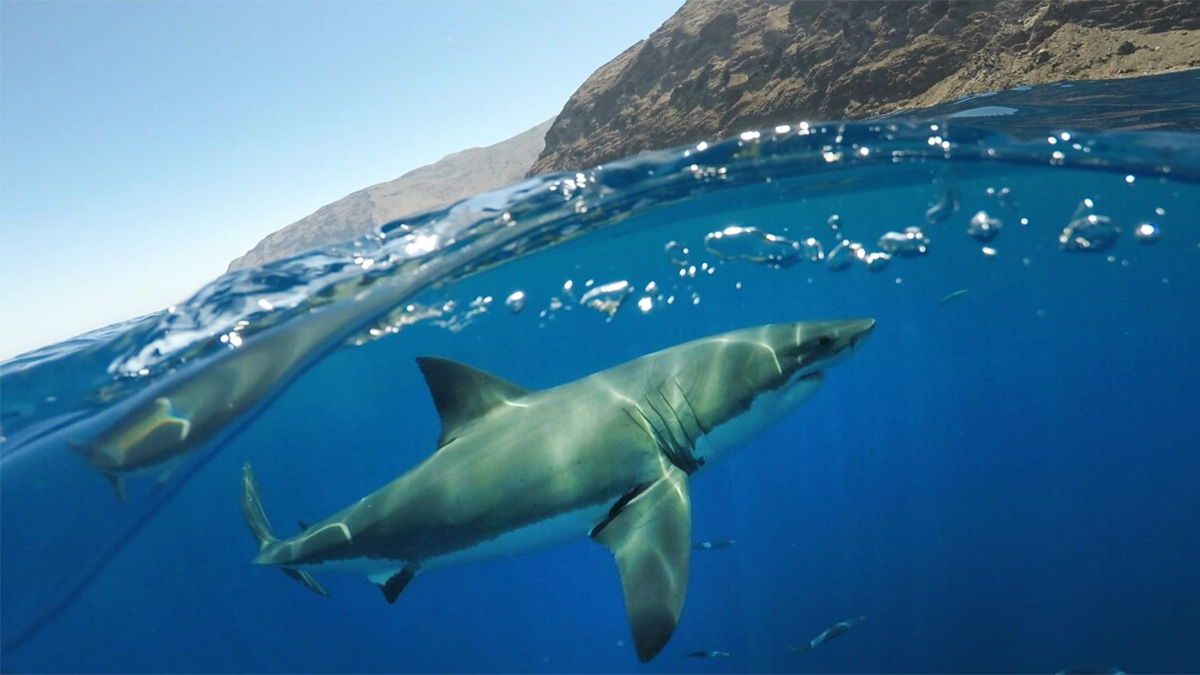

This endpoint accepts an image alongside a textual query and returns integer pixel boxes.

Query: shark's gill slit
[657,384,698,452]
[662,384,700,451]
[672,377,709,435]
[642,391,700,475]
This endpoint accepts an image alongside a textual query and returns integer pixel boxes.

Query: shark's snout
[847,318,875,348]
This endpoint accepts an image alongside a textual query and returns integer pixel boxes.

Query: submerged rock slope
[529,0,1200,175]
[228,118,553,271]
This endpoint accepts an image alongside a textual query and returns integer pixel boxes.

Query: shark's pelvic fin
[416,356,531,447]
[591,465,692,663]
[240,463,330,597]
[105,474,128,502]
[375,565,420,604]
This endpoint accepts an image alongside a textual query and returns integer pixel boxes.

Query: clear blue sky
[0,0,683,360]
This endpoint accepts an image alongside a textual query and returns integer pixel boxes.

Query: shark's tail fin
[240,462,278,551]
[240,462,330,597]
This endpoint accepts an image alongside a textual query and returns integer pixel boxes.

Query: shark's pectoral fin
[416,356,531,447]
[369,564,419,604]
[591,465,692,663]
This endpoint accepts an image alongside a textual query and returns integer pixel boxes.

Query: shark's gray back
[264,322,852,568]
[272,368,666,566]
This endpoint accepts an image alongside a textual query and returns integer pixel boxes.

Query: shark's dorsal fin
[416,356,530,447]
[591,465,692,663]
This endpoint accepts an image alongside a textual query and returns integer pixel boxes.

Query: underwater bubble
[826,240,889,272]
[968,211,1002,242]
[704,225,800,267]
[504,291,526,314]
[358,301,450,344]
[664,240,690,266]
[986,186,1018,210]
[856,247,892,272]
[1060,214,1120,252]
[826,240,855,271]
[637,297,653,313]
[1134,222,1162,244]
[925,188,961,224]
[877,227,930,257]
[981,246,998,259]
[579,281,632,319]
[828,214,841,231]
[801,237,825,261]
[436,296,492,333]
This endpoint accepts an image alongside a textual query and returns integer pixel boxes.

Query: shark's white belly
[426,501,612,569]
[302,502,612,581]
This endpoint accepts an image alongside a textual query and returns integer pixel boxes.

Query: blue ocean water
[2,70,1199,674]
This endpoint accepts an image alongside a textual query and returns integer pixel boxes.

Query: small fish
[938,288,970,306]
[1056,667,1126,675]
[693,539,737,550]
[684,650,732,659]
[789,614,866,653]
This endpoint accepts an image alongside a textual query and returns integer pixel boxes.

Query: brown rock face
[528,0,1200,176]
[228,118,553,271]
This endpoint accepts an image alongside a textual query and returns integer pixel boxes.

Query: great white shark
[240,318,875,662]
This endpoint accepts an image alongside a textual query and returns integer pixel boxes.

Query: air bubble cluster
[1060,214,1120,252]
[968,211,1002,242]
[704,226,801,267]
[877,227,930,257]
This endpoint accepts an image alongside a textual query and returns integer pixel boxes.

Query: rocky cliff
[529,0,1200,175]
[228,118,554,271]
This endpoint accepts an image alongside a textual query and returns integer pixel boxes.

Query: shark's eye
[818,336,832,347]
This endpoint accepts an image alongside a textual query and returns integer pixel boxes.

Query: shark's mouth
[799,371,825,383]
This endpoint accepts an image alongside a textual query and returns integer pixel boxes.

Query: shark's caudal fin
[416,356,530,447]
[240,462,330,597]
[591,464,692,663]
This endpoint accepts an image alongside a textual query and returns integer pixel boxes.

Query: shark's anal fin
[416,356,531,447]
[376,565,419,604]
[591,465,692,663]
